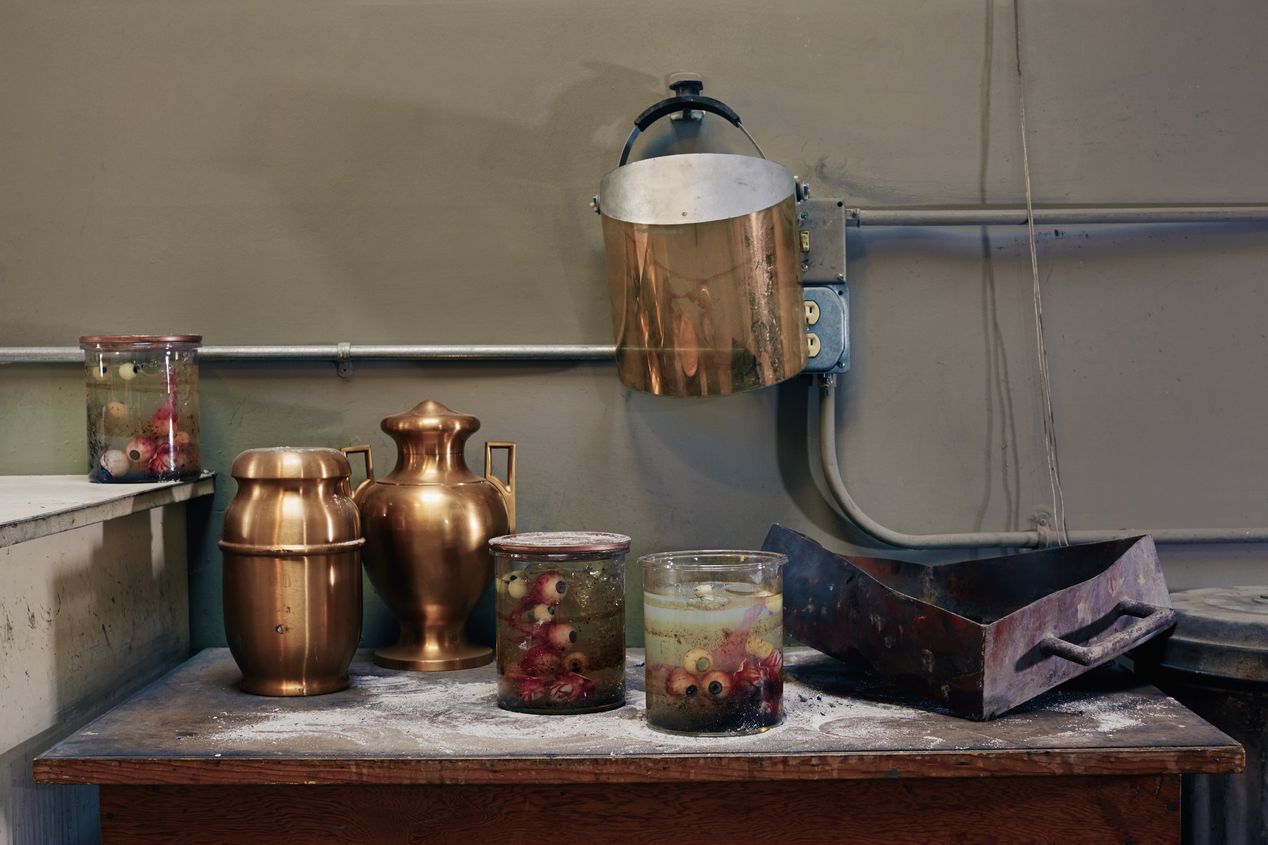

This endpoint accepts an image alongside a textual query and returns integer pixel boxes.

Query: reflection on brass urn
[220,447,364,696]
[344,400,515,671]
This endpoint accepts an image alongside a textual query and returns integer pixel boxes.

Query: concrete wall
[0,506,190,845]
[2,0,1266,652]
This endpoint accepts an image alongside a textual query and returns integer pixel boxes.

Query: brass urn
[344,400,515,671]
[220,447,364,696]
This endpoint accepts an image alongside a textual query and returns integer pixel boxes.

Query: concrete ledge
[0,473,215,549]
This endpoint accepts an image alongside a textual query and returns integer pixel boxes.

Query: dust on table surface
[52,648,1220,760]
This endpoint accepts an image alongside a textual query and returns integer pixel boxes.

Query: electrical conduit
[816,376,1268,548]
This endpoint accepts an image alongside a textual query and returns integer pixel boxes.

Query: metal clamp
[336,342,353,378]
[667,73,705,122]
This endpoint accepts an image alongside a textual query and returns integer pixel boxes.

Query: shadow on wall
[231,63,687,344]
[226,60,781,344]
[0,730,98,845]
[773,377,875,547]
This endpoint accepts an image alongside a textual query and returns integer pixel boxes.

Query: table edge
[33,743,1245,786]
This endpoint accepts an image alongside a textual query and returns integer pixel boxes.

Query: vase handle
[484,441,516,534]
[340,444,375,501]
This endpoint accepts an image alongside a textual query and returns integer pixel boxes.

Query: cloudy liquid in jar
[495,559,626,714]
[643,580,783,735]
[83,346,200,482]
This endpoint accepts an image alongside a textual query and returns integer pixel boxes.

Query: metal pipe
[9,347,1268,546]
[3,203,1264,366]
[817,376,1268,548]
[848,205,1268,228]
[202,344,617,361]
[0,348,84,363]
[0,344,617,365]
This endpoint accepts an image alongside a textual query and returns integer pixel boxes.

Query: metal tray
[763,525,1176,720]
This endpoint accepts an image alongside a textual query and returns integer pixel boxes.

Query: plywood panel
[98,776,1182,845]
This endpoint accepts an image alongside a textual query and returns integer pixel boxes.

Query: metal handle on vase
[340,444,375,500]
[484,441,517,533]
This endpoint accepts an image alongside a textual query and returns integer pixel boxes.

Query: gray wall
[2,0,1266,649]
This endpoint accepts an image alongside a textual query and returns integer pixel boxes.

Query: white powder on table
[200,653,1196,757]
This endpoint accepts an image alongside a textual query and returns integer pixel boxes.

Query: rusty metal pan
[763,525,1176,720]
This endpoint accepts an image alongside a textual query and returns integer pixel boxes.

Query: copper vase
[344,400,515,671]
[220,447,364,696]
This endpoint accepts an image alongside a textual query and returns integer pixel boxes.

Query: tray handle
[1040,600,1177,667]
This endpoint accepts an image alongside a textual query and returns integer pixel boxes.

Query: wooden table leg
[101,775,1181,844]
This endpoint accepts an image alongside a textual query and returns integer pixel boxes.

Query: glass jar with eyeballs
[491,532,630,714]
[642,551,786,735]
[80,335,202,483]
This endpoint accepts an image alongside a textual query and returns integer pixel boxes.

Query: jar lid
[1140,586,1268,683]
[489,531,632,555]
[230,447,351,481]
[80,334,202,347]
[639,549,787,570]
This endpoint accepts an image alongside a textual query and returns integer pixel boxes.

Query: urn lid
[381,400,480,453]
[380,400,479,441]
[230,447,352,480]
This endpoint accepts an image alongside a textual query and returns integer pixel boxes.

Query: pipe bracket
[336,343,353,378]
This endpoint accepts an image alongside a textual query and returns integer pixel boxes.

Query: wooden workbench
[34,648,1242,844]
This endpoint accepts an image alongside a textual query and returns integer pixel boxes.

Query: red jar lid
[489,531,632,555]
[80,334,202,347]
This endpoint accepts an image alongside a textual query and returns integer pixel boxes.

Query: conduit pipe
[0,344,617,365]
[817,375,1268,548]
[847,205,1268,228]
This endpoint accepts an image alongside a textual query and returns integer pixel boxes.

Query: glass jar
[641,550,785,735]
[490,532,630,714]
[80,335,202,483]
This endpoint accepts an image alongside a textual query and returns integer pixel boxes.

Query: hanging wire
[1013,0,1070,545]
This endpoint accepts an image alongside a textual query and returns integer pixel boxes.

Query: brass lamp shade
[599,152,806,397]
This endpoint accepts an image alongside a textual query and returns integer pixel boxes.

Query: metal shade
[599,154,805,397]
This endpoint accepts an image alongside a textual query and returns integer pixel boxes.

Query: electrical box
[798,195,850,374]
[802,285,850,373]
